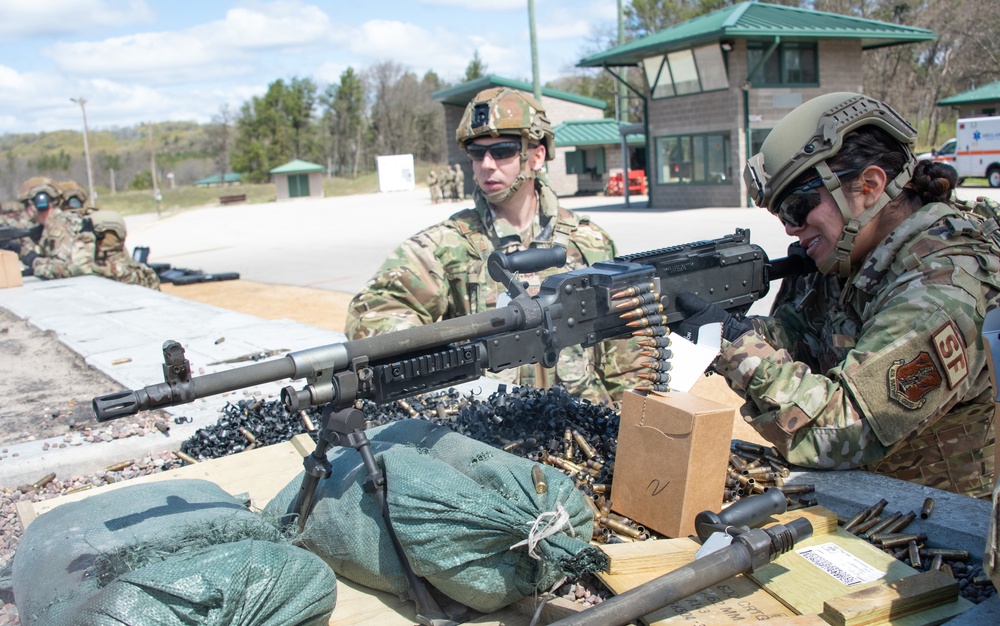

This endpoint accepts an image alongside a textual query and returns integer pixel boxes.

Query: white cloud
[418,0,525,9]
[537,20,592,41]
[0,0,155,39]
[44,1,330,84]
[338,19,476,77]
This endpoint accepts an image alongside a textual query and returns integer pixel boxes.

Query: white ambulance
[954,116,1000,187]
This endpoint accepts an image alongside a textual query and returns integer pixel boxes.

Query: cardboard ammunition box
[612,390,735,538]
[0,250,22,289]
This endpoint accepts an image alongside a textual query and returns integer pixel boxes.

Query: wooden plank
[17,433,314,529]
[772,505,840,537]
[822,571,959,626]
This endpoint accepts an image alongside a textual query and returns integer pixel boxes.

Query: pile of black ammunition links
[725,439,818,510]
[840,497,997,604]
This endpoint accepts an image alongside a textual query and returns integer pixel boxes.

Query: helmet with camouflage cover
[88,209,127,250]
[57,180,89,210]
[743,92,917,277]
[456,87,555,204]
[17,176,61,212]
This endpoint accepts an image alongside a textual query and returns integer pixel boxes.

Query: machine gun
[616,227,815,325]
[0,225,42,247]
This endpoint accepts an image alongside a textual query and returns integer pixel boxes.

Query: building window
[643,44,728,100]
[566,148,606,178]
[656,133,731,185]
[747,42,818,86]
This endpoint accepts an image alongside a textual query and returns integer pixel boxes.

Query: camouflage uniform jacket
[0,203,40,262]
[346,180,638,403]
[715,201,1000,497]
[32,210,160,289]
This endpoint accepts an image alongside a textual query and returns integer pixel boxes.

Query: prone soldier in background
[347,87,640,404]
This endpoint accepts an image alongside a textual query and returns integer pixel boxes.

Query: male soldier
[451,163,464,201]
[347,87,637,403]
[57,180,89,210]
[426,168,439,204]
[0,177,55,270]
[17,178,159,289]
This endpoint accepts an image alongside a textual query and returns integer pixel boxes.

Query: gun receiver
[616,228,815,325]
[0,225,42,244]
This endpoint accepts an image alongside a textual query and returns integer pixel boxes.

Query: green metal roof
[193,172,242,185]
[432,75,606,109]
[269,159,324,175]
[579,1,936,67]
[938,81,1000,106]
[553,119,645,147]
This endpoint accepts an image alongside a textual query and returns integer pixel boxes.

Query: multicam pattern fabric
[0,201,40,262]
[715,201,1000,498]
[346,180,638,404]
[31,209,160,289]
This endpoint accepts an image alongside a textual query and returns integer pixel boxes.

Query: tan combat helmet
[17,176,61,212]
[743,92,916,276]
[455,88,555,204]
[88,209,128,252]
[57,180,89,210]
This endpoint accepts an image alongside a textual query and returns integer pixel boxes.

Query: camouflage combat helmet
[17,176,61,212]
[57,180,88,210]
[456,88,555,204]
[88,209,127,242]
[744,92,917,276]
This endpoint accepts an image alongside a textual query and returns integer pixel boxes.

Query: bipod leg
[345,424,461,626]
[283,404,340,531]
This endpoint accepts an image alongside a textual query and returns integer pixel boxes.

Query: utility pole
[148,123,161,215]
[528,0,542,104]
[70,97,96,208]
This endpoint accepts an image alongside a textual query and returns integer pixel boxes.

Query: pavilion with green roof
[432,75,608,197]
[578,1,935,209]
[938,82,1000,118]
[269,159,324,200]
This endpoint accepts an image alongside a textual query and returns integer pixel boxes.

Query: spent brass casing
[867,498,889,519]
[591,483,608,494]
[154,421,170,433]
[611,282,655,299]
[786,500,808,511]
[908,541,922,569]
[881,511,916,535]
[583,494,602,519]
[929,553,944,571]
[176,451,199,465]
[864,511,902,537]
[920,497,935,519]
[398,399,418,417]
[300,411,316,432]
[105,461,132,472]
[877,532,927,548]
[779,484,815,495]
[768,460,791,477]
[531,465,548,494]
[239,427,256,444]
[729,453,748,472]
[33,472,56,489]
[110,357,132,365]
[601,517,643,539]
[573,431,596,459]
[637,336,672,348]
[940,563,954,578]
[849,516,881,536]
[600,499,613,517]
[502,439,524,452]
[65,484,93,495]
[615,292,657,309]
[923,548,969,562]
[844,509,870,532]
[640,359,672,371]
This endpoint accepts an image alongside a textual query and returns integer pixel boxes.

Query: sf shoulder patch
[887,352,943,410]
[931,321,969,389]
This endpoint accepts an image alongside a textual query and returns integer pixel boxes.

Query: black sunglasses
[466,141,534,162]
[774,169,857,228]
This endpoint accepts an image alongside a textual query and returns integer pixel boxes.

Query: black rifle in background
[132,246,240,285]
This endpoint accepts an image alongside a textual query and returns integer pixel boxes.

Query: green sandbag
[264,419,607,613]
[13,479,336,626]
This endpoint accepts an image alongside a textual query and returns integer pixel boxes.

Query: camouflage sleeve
[595,336,643,403]
[345,235,452,340]
[716,280,983,470]
[32,214,97,280]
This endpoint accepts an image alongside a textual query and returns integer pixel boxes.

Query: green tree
[464,50,488,82]
[321,67,367,176]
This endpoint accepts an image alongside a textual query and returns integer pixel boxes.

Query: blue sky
[0,0,620,134]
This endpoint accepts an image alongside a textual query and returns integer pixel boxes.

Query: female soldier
[677,92,1000,497]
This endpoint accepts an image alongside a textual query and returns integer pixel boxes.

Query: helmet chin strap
[483,136,536,205]
[814,160,913,277]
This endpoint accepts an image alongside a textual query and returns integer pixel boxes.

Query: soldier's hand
[672,291,752,343]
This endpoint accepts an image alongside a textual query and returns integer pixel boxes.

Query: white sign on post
[376,154,416,192]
